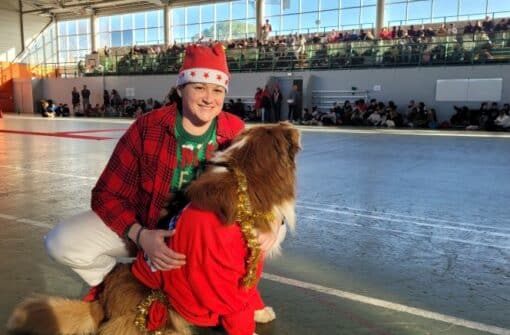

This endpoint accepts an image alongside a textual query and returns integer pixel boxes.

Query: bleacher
[73,24,510,78]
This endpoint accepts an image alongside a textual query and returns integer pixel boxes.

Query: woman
[45,44,278,303]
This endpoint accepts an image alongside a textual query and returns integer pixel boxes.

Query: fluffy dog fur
[7,122,301,335]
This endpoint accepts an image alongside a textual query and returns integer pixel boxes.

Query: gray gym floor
[1,115,509,335]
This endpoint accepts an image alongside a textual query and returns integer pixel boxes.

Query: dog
[8,122,301,335]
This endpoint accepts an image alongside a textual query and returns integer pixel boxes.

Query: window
[282,0,299,14]
[58,19,90,64]
[301,11,318,32]
[216,3,230,21]
[408,0,432,22]
[340,7,360,29]
[432,0,458,20]
[282,14,299,33]
[459,0,486,15]
[321,9,339,30]
[171,1,258,42]
[95,10,163,48]
[384,2,407,26]
[111,15,121,31]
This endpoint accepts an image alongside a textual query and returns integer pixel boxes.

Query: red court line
[0,129,113,140]
[54,128,127,135]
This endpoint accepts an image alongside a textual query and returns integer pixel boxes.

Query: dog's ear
[186,171,238,224]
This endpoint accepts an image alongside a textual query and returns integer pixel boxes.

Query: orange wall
[0,62,32,113]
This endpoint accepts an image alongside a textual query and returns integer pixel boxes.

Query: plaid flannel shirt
[91,104,244,238]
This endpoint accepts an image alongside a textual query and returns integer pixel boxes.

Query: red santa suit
[132,204,265,335]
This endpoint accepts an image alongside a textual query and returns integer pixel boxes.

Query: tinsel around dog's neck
[233,167,274,288]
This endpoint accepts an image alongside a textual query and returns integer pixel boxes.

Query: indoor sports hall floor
[1,115,509,335]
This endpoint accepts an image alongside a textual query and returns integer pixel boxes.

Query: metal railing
[22,33,510,78]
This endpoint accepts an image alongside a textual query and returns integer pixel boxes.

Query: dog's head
[186,122,301,234]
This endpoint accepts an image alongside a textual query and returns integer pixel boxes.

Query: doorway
[270,76,303,121]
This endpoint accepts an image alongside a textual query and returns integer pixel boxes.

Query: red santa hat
[177,43,230,92]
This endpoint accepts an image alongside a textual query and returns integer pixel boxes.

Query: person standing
[261,85,272,123]
[288,84,302,122]
[272,85,282,122]
[261,19,272,41]
[81,85,91,113]
[71,87,80,114]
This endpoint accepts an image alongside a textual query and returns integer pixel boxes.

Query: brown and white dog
[7,122,301,335]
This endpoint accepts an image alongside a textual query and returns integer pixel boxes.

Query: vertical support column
[164,5,171,45]
[90,14,96,52]
[19,0,25,53]
[256,0,264,40]
[376,0,385,36]
[55,18,60,67]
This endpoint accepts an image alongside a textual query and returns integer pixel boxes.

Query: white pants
[45,210,131,286]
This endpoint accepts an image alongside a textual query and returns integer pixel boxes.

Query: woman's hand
[138,228,186,271]
[257,220,281,252]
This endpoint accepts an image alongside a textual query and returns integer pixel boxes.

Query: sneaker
[82,282,104,302]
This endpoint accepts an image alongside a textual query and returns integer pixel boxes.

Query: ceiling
[20,0,219,18]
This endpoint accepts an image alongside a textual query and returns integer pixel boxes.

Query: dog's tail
[7,295,104,335]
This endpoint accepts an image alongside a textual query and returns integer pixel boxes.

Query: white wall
[0,0,50,61]
[39,64,510,122]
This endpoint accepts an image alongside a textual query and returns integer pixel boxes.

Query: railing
[25,33,510,78]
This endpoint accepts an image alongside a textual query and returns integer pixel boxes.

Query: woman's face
[180,82,226,126]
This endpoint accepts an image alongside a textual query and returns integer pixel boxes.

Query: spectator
[287,84,302,122]
[254,87,263,121]
[261,19,272,41]
[71,87,80,114]
[495,109,510,130]
[40,100,55,118]
[271,85,283,122]
[451,106,470,128]
[427,108,438,129]
[232,98,246,119]
[261,85,272,122]
[103,90,110,108]
[81,85,91,113]
[379,27,392,40]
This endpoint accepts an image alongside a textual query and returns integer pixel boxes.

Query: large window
[261,0,377,35]
[57,19,90,64]
[384,0,510,27]
[171,0,257,43]
[96,10,164,48]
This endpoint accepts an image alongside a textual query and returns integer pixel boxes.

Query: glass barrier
[45,33,510,77]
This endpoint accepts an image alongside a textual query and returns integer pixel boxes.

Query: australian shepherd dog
[8,122,301,335]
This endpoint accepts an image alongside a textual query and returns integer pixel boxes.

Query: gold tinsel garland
[134,290,168,335]
[233,168,274,288]
[135,168,273,332]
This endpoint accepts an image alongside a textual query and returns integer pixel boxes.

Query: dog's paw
[254,306,276,323]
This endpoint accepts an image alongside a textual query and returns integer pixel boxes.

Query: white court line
[299,200,510,231]
[1,214,53,229]
[3,212,509,334]
[0,165,97,180]
[300,215,510,250]
[298,205,510,237]
[262,273,510,335]
[4,114,510,138]
[294,125,510,138]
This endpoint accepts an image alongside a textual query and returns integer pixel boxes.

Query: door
[270,76,303,121]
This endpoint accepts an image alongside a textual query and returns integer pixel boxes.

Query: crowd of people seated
[301,99,436,129]
[80,15,510,76]
[40,88,165,119]
[450,102,510,131]
[41,89,510,132]
[40,99,71,117]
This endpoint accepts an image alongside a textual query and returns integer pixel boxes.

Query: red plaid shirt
[91,104,244,237]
